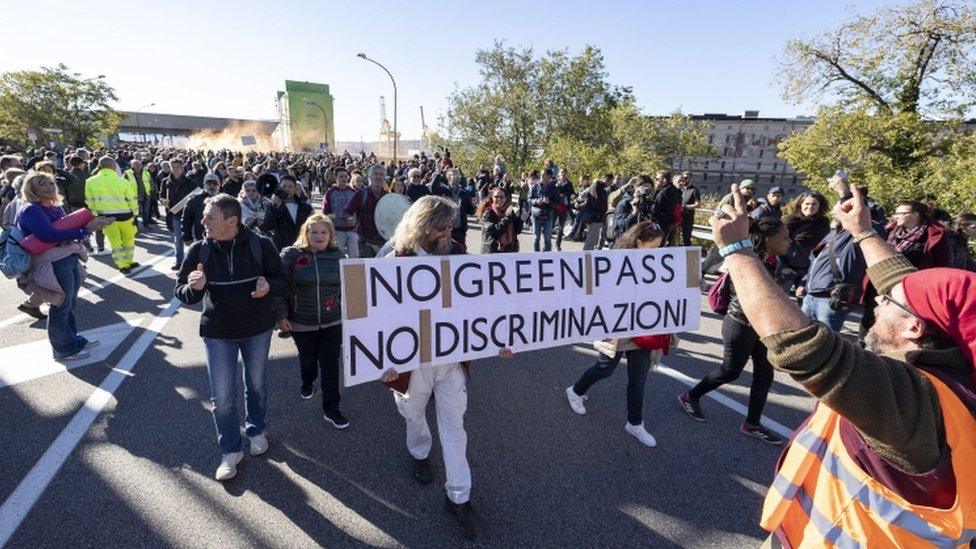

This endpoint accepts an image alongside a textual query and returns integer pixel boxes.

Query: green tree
[442,42,712,180]
[777,0,976,209]
[0,64,123,148]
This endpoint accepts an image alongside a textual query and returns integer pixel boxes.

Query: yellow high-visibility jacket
[85,168,138,217]
[124,169,152,199]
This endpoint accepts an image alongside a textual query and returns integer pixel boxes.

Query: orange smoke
[181,121,280,152]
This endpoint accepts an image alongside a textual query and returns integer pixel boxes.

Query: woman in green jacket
[275,213,349,429]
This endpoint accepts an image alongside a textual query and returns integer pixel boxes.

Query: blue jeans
[573,350,652,425]
[172,216,184,265]
[139,197,151,226]
[203,330,273,454]
[48,255,88,358]
[801,294,850,332]
[533,216,553,252]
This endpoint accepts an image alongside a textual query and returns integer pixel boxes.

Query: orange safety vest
[760,370,976,548]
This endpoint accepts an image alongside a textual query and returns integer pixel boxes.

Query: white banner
[340,248,701,387]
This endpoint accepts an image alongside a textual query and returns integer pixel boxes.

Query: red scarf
[903,268,976,383]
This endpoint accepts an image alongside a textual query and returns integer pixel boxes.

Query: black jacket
[480,207,523,253]
[651,184,682,229]
[274,246,344,326]
[406,183,430,203]
[181,192,210,243]
[175,228,286,339]
[580,184,609,221]
[262,199,313,250]
[163,174,200,208]
[221,178,244,198]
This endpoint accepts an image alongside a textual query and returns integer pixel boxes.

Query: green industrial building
[275,80,335,152]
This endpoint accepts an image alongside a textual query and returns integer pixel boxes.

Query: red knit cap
[902,268,976,382]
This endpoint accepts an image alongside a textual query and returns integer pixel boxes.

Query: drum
[374,193,412,240]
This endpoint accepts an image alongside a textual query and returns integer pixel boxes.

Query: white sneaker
[249,433,269,456]
[215,451,244,480]
[625,422,657,447]
[565,386,587,415]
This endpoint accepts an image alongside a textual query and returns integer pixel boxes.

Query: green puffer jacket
[274,246,345,326]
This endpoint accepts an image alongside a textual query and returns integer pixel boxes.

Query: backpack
[0,226,32,279]
[196,233,264,275]
[707,271,732,314]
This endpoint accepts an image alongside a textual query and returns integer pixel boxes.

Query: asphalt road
[0,205,822,548]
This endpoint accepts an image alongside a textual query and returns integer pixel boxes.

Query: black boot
[412,457,433,485]
[444,497,480,540]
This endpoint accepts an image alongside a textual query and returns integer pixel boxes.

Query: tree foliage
[778,0,976,116]
[777,1,976,211]
[0,64,123,148]
[442,42,713,178]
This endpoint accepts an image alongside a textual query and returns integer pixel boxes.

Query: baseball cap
[739,179,755,189]
[770,186,784,195]
[204,173,220,183]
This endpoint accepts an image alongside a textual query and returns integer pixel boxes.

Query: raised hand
[188,263,207,291]
[709,184,751,249]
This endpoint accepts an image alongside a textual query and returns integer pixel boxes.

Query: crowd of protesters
[3,140,976,543]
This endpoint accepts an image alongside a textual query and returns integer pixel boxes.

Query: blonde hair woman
[16,172,111,360]
[274,213,349,428]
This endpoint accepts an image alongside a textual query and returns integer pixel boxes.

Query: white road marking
[0,250,174,331]
[131,260,177,280]
[0,319,143,389]
[570,345,796,439]
[0,297,180,546]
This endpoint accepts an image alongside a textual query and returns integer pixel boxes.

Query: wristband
[853,230,878,244]
[718,239,753,258]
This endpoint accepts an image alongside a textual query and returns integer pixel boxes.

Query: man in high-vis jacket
[124,159,153,227]
[711,184,976,548]
[86,156,139,273]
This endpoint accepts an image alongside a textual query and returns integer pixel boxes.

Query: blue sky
[1,0,909,141]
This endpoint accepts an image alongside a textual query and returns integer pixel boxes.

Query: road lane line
[0,297,181,546]
[0,250,173,330]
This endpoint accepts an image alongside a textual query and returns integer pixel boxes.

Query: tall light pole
[357,53,397,165]
[303,99,329,151]
[135,102,155,143]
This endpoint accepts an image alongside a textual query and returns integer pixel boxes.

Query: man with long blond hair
[379,196,493,540]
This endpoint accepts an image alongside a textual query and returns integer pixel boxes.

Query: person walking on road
[378,196,513,540]
[16,172,111,360]
[263,175,312,251]
[565,221,673,447]
[85,156,139,273]
[679,172,701,247]
[478,188,525,254]
[321,166,361,259]
[123,159,153,228]
[181,173,221,250]
[714,184,976,548]
[275,214,349,429]
[175,194,286,481]
[679,217,792,445]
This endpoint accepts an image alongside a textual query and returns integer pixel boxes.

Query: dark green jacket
[274,246,344,326]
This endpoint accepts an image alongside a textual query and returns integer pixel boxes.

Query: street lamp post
[357,53,397,165]
[135,102,155,143]
[303,99,329,151]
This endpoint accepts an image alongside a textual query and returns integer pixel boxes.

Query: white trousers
[394,363,471,504]
[334,230,359,258]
